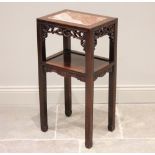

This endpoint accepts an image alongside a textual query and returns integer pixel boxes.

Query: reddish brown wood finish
[37,10,118,149]
[63,36,72,117]
[37,22,48,132]
[85,30,94,148]
[45,51,113,77]
[108,20,118,131]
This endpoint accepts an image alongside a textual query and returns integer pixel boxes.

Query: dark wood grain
[37,21,48,132]
[45,51,112,80]
[63,36,72,117]
[108,19,118,131]
[85,30,94,148]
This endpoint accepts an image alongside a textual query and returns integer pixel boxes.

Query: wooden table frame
[37,10,118,148]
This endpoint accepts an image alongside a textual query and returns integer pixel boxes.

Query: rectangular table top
[38,9,116,29]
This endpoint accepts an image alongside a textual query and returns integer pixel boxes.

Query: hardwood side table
[37,9,118,148]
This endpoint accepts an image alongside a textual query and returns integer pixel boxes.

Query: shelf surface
[45,51,113,76]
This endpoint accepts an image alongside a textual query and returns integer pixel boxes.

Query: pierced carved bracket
[94,24,115,47]
[40,22,87,50]
[39,22,115,51]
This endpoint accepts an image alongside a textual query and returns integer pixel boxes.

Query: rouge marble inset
[48,10,106,26]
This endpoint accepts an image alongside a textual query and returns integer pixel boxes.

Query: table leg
[108,20,118,131]
[85,31,94,148]
[64,77,72,116]
[108,67,116,131]
[37,21,48,132]
[63,36,72,117]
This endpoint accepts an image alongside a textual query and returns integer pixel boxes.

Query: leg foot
[65,110,72,117]
[41,125,48,132]
[108,124,115,131]
[85,141,93,149]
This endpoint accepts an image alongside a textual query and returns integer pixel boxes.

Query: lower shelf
[44,50,114,82]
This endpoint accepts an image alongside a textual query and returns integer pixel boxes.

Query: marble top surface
[48,10,107,26]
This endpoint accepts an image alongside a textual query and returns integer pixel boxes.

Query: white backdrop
[0,3,155,105]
